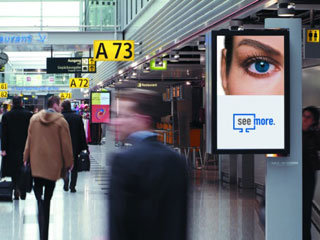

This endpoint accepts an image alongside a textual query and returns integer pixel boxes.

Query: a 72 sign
[69,78,89,88]
[93,40,134,61]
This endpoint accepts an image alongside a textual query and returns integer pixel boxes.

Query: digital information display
[46,58,96,74]
[212,29,290,154]
[90,91,111,124]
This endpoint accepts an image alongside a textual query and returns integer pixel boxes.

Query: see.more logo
[233,113,275,133]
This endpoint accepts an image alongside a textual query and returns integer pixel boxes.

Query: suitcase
[77,151,90,172]
[0,178,13,201]
[0,156,13,201]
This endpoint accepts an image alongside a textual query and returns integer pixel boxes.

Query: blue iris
[255,61,270,73]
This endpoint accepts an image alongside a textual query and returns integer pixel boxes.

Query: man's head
[47,96,61,112]
[303,106,319,131]
[111,88,161,141]
[61,100,71,112]
[12,96,22,107]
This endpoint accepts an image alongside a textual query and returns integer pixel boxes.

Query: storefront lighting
[186,81,191,85]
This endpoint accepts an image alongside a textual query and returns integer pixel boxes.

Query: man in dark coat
[109,89,188,240]
[61,100,88,192]
[1,96,32,200]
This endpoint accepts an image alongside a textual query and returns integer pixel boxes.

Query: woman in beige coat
[23,96,73,240]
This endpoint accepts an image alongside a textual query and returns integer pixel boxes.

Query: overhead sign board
[69,78,89,88]
[46,58,96,74]
[0,91,8,98]
[0,33,48,45]
[93,40,134,61]
[90,91,111,124]
[59,93,72,100]
[212,29,290,154]
[0,83,8,90]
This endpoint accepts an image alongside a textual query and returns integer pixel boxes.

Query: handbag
[77,150,90,172]
[20,162,33,193]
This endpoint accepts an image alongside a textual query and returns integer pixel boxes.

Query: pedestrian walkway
[0,134,265,240]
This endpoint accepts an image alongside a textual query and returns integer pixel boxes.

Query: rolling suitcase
[0,156,13,201]
[77,151,90,172]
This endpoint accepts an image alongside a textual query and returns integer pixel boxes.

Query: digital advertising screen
[212,29,290,154]
[90,91,111,124]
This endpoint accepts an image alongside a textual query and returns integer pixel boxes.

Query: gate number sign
[0,83,7,90]
[0,91,8,98]
[69,78,89,88]
[93,40,134,61]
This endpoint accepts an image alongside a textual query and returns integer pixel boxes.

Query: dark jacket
[1,106,32,177]
[62,110,87,158]
[303,129,320,172]
[109,135,188,240]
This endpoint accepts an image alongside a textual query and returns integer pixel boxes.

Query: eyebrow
[237,39,281,56]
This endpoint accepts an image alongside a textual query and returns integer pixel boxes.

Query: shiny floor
[0,138,267,240]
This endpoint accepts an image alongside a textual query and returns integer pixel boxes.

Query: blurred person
[61,100,89,192]
[220,35,285,95]
[302,106,320,240]
[1,96,32,200]
[109,89,188,240]
[23,96,73,240]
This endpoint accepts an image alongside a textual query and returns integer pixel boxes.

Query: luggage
[19,162,33,195]
[0,156,13,201]
[0,179,13,201]
[77,151,90,172]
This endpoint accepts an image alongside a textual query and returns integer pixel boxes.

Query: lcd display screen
[212,29,290,154]
[90,91,111,124]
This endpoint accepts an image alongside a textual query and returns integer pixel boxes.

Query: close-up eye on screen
[213,30,289,154]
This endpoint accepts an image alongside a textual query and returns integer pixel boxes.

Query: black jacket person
[61,100,88,192]
[109,89,188,240]
[1,96,32,199]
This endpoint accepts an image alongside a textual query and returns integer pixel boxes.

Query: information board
[46,58,96,74]
[90,91,111,124]
[212,29,290,154]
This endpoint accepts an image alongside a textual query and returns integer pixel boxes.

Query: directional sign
[69,78,89,88]
[0,91,8,98]
[93,40,134,61]
[59,92,72,100]
[47,58,96,74]
[307,29,319,43]
[0,83,8,90]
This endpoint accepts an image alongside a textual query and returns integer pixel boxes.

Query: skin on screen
[221,36,284,95]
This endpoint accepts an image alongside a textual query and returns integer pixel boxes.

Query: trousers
[33,177,56,240]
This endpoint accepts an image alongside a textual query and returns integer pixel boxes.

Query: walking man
[24,96,73,240]
[109,89,188,240]
[61,100,88,192]
[1,96,32,200]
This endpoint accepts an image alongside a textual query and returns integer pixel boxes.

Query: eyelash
[240,55,280,78]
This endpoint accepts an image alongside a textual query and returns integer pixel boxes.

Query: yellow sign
[0,83,7,90]
[59,93,72,99]
[0,66,4,72]
[307,29,320,42]
[69,78,89,88]
[93,40,134,61]
[0,91,8,98]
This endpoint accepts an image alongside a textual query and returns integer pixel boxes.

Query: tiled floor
[0,134,266,240]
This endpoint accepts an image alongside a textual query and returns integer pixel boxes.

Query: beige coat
[23,110,74,181]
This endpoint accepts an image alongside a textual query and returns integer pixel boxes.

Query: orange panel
[190,129,201,147]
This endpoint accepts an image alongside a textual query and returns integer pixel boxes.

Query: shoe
[63,185,69,192]
[14,190,20,200]
[70,188,76,193]
[20,193,26,200]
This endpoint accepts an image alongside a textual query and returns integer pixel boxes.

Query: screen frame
[90,91,111,124]
[212,29,290,154]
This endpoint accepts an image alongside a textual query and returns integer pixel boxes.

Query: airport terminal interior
[0,0,320,239]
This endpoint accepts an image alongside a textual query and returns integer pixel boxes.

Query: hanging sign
[69,78,89,88]
[93,40,134,61]
[0,83,8,90]
[0,91,8,98]
[59,93,72,100]
[46,58,96,74]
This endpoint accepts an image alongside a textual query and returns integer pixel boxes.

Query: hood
[38,109,63,125]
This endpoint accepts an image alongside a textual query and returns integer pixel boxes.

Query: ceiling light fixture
[277,0,295,17]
